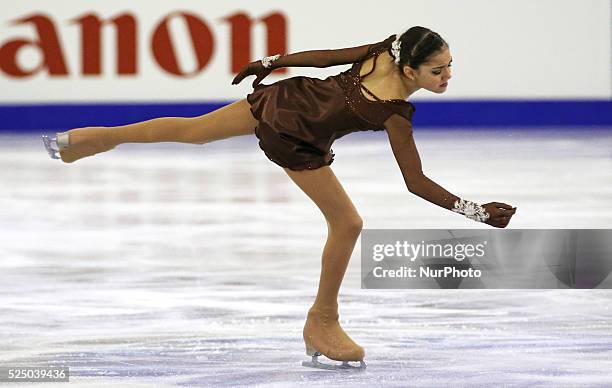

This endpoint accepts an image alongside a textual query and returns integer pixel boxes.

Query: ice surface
[1,129,611,387]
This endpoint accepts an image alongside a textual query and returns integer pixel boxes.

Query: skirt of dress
[246,76,342,171]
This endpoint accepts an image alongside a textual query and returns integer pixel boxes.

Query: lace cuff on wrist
[451,199,490,223]
[261,54,281,69]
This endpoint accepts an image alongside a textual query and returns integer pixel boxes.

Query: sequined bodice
[333,35,415,130]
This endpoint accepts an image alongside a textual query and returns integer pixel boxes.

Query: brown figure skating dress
[247,35,415,171]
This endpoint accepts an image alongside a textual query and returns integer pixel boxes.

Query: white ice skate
[41,133,69,160]
[301,347,367,371]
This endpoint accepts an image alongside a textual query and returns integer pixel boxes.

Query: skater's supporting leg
[55,99,258,163]
[283,166,365,364]
[284,166,362,309]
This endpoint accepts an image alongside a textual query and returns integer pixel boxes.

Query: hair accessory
[261,54,281,69]
[391,33,402,66]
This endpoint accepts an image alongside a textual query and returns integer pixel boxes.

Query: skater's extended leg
[107,98,258,144]
[53,99,258,163]
[283,166,365,366]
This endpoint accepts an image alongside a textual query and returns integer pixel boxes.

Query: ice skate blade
[42,135,60,159]
[301,355,366,371]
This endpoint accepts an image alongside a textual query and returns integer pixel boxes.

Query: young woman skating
[43,26,517,369]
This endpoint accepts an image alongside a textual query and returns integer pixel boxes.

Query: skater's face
[405,46,452,94]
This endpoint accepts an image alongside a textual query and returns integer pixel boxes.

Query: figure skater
[42,26,517,370]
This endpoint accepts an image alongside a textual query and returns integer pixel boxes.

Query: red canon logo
[0,11,288,78]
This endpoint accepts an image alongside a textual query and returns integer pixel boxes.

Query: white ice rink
[1,128,611,387]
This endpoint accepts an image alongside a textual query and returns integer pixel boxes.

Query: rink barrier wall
[1,1,610,102]
[0,100,611,131]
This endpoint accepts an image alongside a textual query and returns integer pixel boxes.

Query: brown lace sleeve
[266,35,396,69]
[384,113,461,211]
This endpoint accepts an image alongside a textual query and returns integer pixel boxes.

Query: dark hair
[397,26,447,69]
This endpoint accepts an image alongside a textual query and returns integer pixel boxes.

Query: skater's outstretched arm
[232,38,385,87]
[261,42,374,69]
[384,114,517,228]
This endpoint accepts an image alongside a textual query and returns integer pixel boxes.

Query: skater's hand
[482,202,517,228]
[231,61,273,88]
